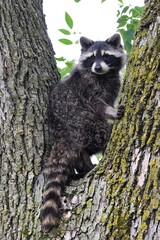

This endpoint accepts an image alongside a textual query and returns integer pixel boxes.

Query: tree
[0,1,59,239]
[0,0,159,240]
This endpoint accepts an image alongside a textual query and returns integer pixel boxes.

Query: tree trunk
[0,0,160,240]
[0,0,59,239]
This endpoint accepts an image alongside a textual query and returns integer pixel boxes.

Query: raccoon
[41,33,126,230]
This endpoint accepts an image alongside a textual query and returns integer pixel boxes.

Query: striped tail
[41,142,76,230]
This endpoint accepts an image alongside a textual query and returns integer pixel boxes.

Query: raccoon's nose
[95,64,102,72]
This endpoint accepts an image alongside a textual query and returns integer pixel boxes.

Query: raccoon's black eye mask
[103,54,109,60]
[83,55,95,68]
[104,54,122,68]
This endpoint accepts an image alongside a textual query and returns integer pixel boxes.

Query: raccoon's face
[78,34,126,75]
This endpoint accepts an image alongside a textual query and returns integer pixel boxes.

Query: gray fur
[41,33,126,230]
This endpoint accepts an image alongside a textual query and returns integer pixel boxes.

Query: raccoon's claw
[116,105,125,119]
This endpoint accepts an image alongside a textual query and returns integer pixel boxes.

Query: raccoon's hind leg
[70,151,95,180]
[77,151,95,174]
[80,151,96,172]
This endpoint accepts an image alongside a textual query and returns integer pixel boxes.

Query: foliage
[117,3,144,54]
[55,57,74,79]
[58,12,74,46]
[56,11,79,79]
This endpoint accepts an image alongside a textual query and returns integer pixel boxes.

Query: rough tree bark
[0,0,160,240]
[0,0,59,239]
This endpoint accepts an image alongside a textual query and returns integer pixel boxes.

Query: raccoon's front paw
[116,105,125,119]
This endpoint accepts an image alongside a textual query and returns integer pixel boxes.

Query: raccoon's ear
[106,33,121,47]
[80,37,94,51]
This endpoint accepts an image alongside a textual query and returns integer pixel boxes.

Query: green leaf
[96,153,102,161]
[121,6,130,14]
[135,6,144,14]
[59,60,74,79]
[117,15,130,28]
[130,19,140,30]
[101,0,107,3]
[118,0,123,4]
[117,15,129,23]
[131,6,144,18]
[117,21,127,28]
[74,0,81,2]
[124,40,132,55]
[126,30,135,42]
[55,57,66,62]
[132,10,139,18]
[59,29,71,35]
[59,38,73,45]
[65,12,73,29]
[117,10,120,17]
[118,28,127,40]
[126,23,133,30]
[66,60,74,68]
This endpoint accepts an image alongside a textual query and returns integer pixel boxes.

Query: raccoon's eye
[86,55,95,64]
[83,55,95,68]
[104,54,109,60]
[89,55,95,61]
